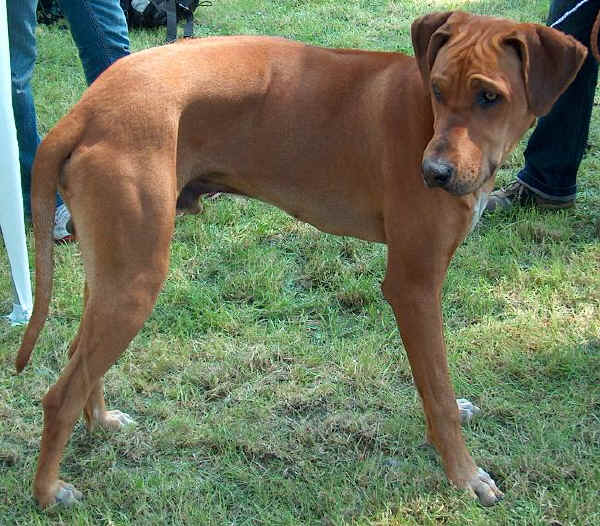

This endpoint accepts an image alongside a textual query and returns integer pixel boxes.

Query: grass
[1,0,599,524]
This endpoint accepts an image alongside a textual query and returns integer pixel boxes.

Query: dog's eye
[478,90,500,107]
[431,84,443,102]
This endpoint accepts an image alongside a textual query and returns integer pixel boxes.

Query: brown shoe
[485,180,575,213]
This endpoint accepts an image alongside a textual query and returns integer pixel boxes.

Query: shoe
[485,180,575,213]
[53,203,75,243]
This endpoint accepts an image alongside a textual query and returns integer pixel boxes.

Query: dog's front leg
[382,248,503,506]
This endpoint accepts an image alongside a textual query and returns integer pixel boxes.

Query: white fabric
[0,0,33,325]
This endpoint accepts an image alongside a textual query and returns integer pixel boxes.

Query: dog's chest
[469,190,489,232]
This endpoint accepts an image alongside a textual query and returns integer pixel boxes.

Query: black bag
[36,0,64,25]
[120,0,207,41]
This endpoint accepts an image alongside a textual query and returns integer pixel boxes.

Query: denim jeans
[518,0,600,201]
[7,0,130,216]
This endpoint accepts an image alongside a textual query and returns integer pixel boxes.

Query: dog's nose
[422,158,455,187]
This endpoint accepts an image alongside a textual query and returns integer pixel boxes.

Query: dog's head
[412,11,587,195]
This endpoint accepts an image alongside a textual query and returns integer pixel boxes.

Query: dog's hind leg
[83,375,136,432]
[34,283,166,507]
[33,161,175,508]
[66,282,135,433]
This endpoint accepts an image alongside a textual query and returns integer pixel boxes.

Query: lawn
[1,0,599,524]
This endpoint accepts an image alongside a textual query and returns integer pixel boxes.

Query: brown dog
[17,11,585,508]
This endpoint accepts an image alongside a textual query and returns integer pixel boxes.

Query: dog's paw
[457,398,480,425]
[100,410,136,431]
[37,480,83,508]
[467,467,503,506]
[55,481,83,506]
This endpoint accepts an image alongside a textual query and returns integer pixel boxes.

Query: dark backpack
[36,0,64,26]
[38,1,208,41]
[120,0,208,42]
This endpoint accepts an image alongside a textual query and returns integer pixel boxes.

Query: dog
[16,11,586,508]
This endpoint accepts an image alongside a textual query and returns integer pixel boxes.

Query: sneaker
[485,180,575,213]
[53,203,75,243]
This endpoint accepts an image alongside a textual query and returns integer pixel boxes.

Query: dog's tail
[15,113,85,374]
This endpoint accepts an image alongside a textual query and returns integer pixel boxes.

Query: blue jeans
[518,0,600,201]
[7,0,130,217]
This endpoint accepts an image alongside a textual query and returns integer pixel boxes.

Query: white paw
[467,467,503,506]
[54,481,83,506]
[457,398,480,424]
[100,409,136,431]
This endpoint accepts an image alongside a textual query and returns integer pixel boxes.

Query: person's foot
[53,204,75,243]
[485,180,575,213]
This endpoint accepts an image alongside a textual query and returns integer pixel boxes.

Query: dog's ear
[505,25,587,116]
[411,11,459,87]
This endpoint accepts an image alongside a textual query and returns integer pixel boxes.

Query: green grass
[1,0,599,524]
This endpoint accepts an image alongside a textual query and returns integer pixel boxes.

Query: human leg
[58,0,130,85]
[7,0,42,217]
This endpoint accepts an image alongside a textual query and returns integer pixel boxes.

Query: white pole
[0,0,33,325]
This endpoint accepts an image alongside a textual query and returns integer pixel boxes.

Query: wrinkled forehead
[431,20,521,88]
